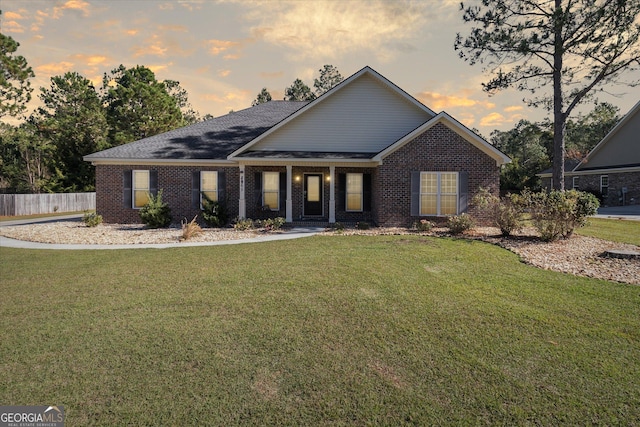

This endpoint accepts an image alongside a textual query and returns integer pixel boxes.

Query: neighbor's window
[420,172,458,216]
[572,176,580,190]
[346,173,363,211]
[601,175,609,197]
[133,170,150,209]
[201,171,218,205]
[263,171,279,210]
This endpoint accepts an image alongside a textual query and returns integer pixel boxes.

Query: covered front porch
[236,160,377,224]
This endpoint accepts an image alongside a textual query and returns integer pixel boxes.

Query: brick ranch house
[84,66,510,226]
[539,100,640,206]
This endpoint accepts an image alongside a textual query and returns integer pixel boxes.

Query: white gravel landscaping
[1,220,638,285]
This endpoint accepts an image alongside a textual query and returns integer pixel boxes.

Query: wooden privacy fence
[0,193,96,216]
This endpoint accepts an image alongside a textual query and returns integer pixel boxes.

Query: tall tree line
[492,103,621,193]
[1,42,198,193]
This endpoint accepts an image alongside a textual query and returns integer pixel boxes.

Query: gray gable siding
[577,103,640,170]
[249,74,434,154]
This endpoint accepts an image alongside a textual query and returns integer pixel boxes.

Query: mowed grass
[577,217,640,245]
[1,236,639,425]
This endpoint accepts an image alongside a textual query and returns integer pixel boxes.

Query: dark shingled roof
[84,101,309,161]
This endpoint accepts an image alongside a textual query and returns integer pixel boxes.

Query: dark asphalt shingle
[84,101,308,160]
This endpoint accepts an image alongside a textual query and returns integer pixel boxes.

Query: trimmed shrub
[82,211,103,227]
[447,213,473,235]
[412,219,434,232]
[201,195,228,227]
[472,187,524,236]
[259,217,286,231]
[356,221,370,230]
[522,189,599,241]
[139,190,172,228]
[233,218,255,231]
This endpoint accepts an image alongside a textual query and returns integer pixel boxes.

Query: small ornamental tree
[201,194,228,228]
[139,190,172,228]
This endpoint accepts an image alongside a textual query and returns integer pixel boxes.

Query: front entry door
[304,174,323,216]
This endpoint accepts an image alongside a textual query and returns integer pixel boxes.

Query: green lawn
[577,217,640,245]
[1,236,639,425]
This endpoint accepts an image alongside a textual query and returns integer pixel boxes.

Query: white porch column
[286,165,293,223]
[329,165,336,223]
[238,164,246,219]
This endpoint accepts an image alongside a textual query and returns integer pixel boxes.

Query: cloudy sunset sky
[2,0,639,136]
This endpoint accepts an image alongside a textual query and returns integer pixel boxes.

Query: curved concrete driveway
[0,215,323,250]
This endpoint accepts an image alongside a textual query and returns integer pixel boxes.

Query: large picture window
[133,170,150,208]
[346,173,363,211]
[419,172,458,216]
[201,171,218,205]
[263,172,279,210]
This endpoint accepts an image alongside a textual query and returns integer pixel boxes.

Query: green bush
[233,218,255,231]
[522,189,599,241]
[82,211,103,227]
[447,213,473,235]
[333,222,345,231]
[139,190,172,228]
[356,221,370,230]
[259,217,286,231]
[412,219,434,232]
[201,195,228,227]
[472,188,524,236]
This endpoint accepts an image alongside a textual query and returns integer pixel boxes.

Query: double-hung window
[600,175,609,198]
[572,176,580,190]
[263,172,279,210]
[346,173,363,212]
[201,171,218,205]
[133,170,150,209]
[419,172,458,216]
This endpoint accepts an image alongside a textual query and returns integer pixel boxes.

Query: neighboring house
[84,66,510,226]
[539,101,640,206]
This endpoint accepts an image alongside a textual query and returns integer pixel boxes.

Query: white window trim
[572,176,580,190]
[132,170,150,209]
[200,171,218,208]
[263,171,279,211]
[345,173,363,212]
[419,171,459,216]
[600,175,609,195]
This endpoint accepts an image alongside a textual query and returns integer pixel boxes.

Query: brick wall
[95,164,239,224]
[95,124,501,225]
[376,122,500,226]
[561,171,640,207]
